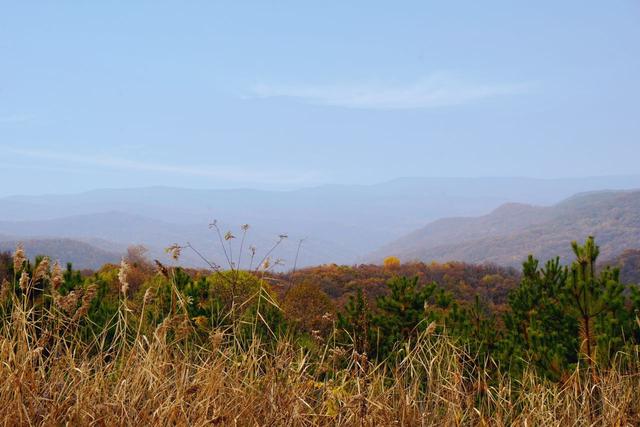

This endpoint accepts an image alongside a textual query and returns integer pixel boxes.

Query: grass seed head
[51,261,64,291]
[18,271,30,293]
[34,257,50,283]
[165,244,182,261]
[72,284,97,321]
[118,258,130,295]
[143,287,155,305]
[56,290,80,315]
[13,243,26,272]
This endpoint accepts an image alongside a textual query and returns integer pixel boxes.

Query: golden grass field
[1,293,639,426]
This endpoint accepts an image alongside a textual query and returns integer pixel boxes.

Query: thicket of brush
[1,231,640,426]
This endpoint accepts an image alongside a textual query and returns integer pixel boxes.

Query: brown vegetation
[276,261,519,313]
[2,292,639,425]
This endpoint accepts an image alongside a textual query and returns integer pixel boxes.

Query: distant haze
[1,176,639,269]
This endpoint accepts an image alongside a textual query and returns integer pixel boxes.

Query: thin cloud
[4,147,322,185]
[249,74,530,110]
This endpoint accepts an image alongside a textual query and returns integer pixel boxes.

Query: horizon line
[2,174,640,199]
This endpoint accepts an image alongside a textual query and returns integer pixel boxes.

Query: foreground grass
[1,298,639,427]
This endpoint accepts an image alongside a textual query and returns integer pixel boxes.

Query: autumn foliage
[383,256,401,270]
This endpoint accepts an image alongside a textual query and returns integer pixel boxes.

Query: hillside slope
[0,238,121,270]
[604,249,640,285]
[369,190,640,267]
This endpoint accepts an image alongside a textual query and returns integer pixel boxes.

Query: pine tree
[372,276,446,358]
[446,294,499,359]
[501,256,577,379]
[564,237,625,370]
[337,288,372,354]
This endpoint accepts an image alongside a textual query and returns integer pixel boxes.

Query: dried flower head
[13,243,26,272]
[424,321,437,336]
[51,261,64,291]
[261,257,271,271]
[56,290,80,315]
[329,346,347,361]
[34,257,50,283]
[19,271,30,293]
[224,231,235,241]
[241,224,250,231]
[72,284,97,322]
[118,259,130,295]
[165,244,182,261]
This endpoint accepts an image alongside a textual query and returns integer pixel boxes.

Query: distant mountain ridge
[0,238,120,270]
[2,176,640,269]
[368,190,640,267]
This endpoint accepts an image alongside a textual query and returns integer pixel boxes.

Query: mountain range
[0,237,120,270]
[368,189,640,267]
[1,176,639,269]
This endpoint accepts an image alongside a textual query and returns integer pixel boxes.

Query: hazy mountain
[0,238,120,270]
[1,176,640,268]
[368,190,640,268]
[0,212,359,269]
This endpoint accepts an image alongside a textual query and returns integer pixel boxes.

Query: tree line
[1,236,639,381]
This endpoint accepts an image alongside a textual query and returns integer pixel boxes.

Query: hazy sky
[1,1,639,195]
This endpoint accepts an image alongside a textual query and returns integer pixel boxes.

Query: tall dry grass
[1,288,639,427]
[2,235,639,426]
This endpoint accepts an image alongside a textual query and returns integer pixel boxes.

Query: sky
[1,1,639,195]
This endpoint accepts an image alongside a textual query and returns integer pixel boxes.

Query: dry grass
[1,292,639,427]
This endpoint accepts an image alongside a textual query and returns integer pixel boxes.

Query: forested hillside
[605,248,640,285]
[0,238,119,270]
[274,261,518,312]
[370,190,640,267]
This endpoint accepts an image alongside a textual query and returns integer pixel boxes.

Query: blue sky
[1,1,639,195]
